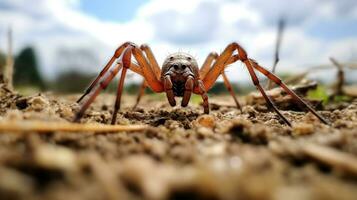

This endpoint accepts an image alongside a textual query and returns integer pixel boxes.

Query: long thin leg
[74,63,122,122]
[111,46,134,124]
[200,52,218,78]
[131,44,162,109]
[221,71,242,111]
[250,59,329,125]
[140,44,161,79]
[199,42,329,125]
[132,80,147,109]
[200,52,242,111]
[195,80,209,114]
[77,42,131,103]
[132,47,163,92]
[75,43,164,123]
[244,60,291,126]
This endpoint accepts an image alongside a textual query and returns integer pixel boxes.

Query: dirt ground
[0,82,357,200]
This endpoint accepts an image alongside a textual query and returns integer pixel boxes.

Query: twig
[329,57,345,96]
[267,18,285,89]
[0,120,148,133]
[4,27,13,89]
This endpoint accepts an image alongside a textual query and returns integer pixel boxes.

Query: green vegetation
[14,47,45,90]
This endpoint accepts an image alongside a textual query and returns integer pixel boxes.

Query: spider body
[161,52,199,106]
[74,42,329,126]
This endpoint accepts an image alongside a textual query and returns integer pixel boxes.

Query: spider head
[162,52,198,76]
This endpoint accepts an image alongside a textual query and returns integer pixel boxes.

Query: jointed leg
[132,80,147,109]
[249,59,329,125]
[74,63,122,122]
[200,52,218,78]
[110,46,134,124]
[77,42,132,103]
[75,42,164,123]
[221,71,242,111]
[140,44,161,79]
[196,80,209,114]
[244,60,291,126]
[199,42,329,125]
[132,45,162,109]
[200,52,242,111]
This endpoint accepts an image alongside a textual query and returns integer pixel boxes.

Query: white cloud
[0,0,356,83]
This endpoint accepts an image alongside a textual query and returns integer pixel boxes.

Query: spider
[74,42,329,126]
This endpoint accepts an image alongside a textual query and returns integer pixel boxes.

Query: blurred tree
[53,71,94,93]
[14,47,45,89]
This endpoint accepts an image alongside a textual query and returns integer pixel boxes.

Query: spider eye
[169,56,174,60]
[186,56,192,61]
[172,64,179,70]
[181,64,187,69]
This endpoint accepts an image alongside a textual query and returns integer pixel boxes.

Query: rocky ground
[0,83,356,200]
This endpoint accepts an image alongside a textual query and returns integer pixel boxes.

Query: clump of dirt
[0,84,357,200]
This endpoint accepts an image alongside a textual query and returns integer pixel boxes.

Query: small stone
[28,95,50,111]
[196,114,215,128]
[292,123,314,136]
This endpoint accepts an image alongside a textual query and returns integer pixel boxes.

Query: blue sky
[79,0,146,22]
[0,0,356,83]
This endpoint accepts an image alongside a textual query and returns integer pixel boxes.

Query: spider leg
[250,59,329,125]
[194,80,209,114]
[74,63,122,122]
[200,42,329,125]
[140,44,161,79]
[111,45,165,124]
[75,42,163,123]
[244,59,291,126]
[221,71,242,111]
[200,52,218,78]
[132,44,162,109]
[111,46,133,124]
[132,80,147,109]
[200,52,242,111]
[77,42,132,103]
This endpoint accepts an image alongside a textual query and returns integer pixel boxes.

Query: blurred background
[0,0,356,94]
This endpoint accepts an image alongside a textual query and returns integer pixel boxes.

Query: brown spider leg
[163,75,176,106]
[140,44,161,79]
[250,59,329,125]
[132,44,162,109]
[200,52,242,111]
[195,80,209,114]
[77,42,131,103]
[132,80,147,109]
[199,43,290,124]
[74,63,122,122]
[200,52,218,78]
[132,46,164,93]
[181,76,194,107]
[111,46,134,124]
[244,60,291,126]
[221,71,242,111]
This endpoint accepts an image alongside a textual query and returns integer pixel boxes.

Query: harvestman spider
[74,42,329,126]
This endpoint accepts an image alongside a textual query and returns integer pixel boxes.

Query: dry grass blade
[329,57,345,95]
[0,120,148,133]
